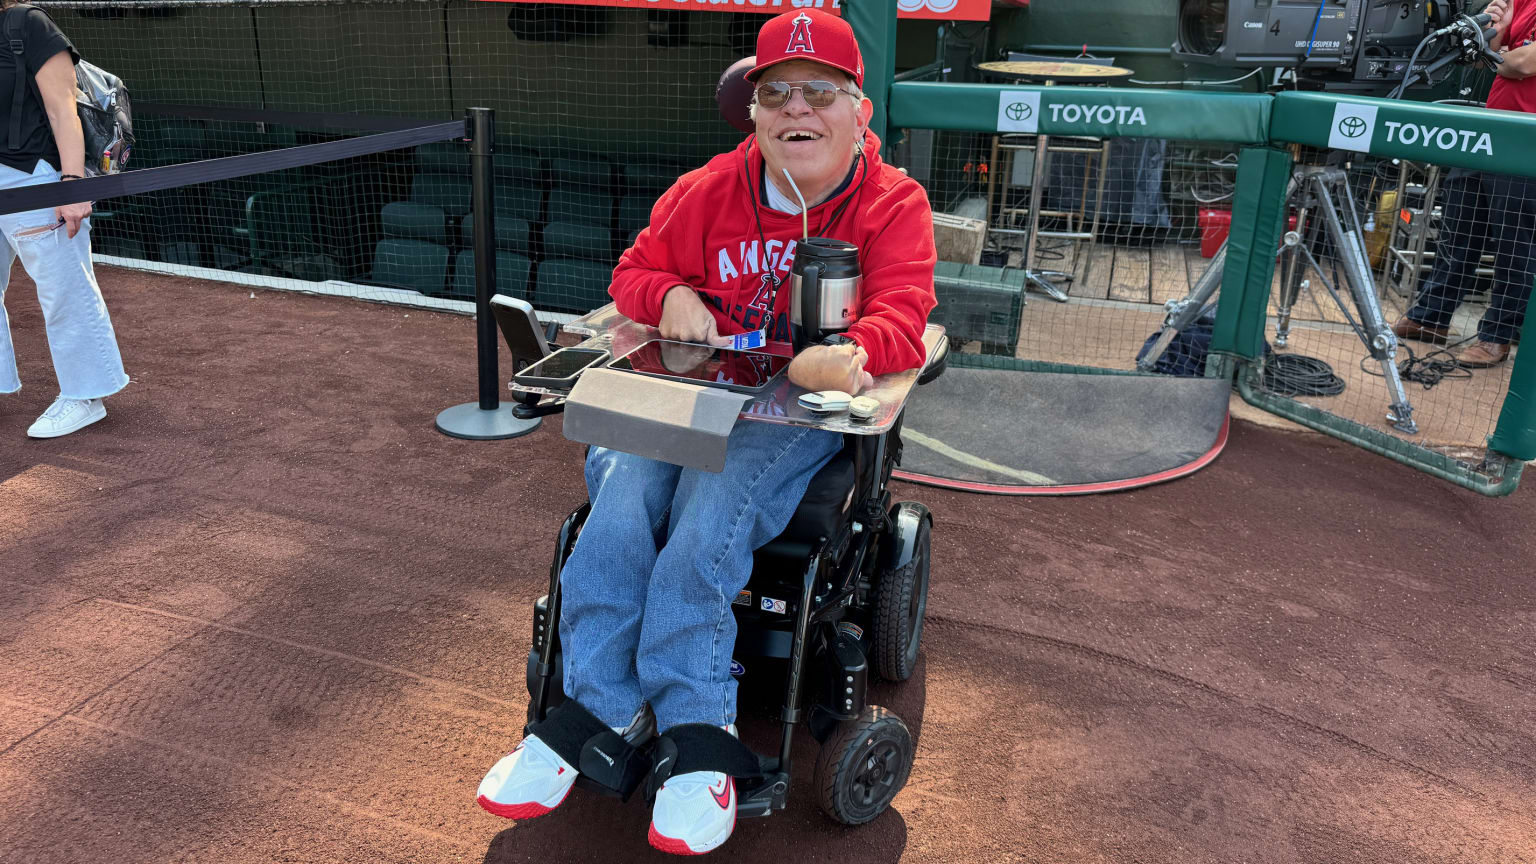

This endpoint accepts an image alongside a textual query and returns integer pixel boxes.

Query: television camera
[1172,0,1501,93]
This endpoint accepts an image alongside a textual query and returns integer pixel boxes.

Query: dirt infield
[2,268,1533,864]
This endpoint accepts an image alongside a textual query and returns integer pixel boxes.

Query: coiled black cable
[1261,350,1346,397]
[1360,340,1474,390]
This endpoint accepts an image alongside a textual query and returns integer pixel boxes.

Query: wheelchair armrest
[917,334,949,386]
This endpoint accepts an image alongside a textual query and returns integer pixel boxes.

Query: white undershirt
[763,177,806,215]
[762,154,860,216]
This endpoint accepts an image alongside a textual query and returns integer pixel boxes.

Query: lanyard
[746,149,865,328]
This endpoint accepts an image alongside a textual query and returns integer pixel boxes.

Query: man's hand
[1487,0,1513,49]
[54,201,91,239]
[660,285,732,346]
[787,343,874,395]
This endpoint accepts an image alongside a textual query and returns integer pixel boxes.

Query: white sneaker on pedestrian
[648,725,738,856]
[476,733,578,820]
[27,397,106,439]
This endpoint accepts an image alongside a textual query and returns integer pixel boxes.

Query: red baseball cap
[745,9,864,89]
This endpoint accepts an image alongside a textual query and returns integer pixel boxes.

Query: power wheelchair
[513,321,949,826]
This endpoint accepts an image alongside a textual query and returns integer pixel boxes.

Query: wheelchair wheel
[872,515,931,681]
[813,705,914,825]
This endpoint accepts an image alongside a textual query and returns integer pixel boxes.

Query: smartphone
[513,346,611,389]
[490,295,549,372]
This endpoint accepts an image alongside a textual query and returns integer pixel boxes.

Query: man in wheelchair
[477,9,937,855]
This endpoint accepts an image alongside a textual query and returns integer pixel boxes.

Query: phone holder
[513,399,569,420]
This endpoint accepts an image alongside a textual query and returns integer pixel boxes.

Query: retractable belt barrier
[0,118,465,217]
[134,103,448,134]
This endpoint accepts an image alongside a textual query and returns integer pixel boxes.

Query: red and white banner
[478,0,990,23]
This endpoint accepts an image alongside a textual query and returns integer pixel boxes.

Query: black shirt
[0,6,78,174]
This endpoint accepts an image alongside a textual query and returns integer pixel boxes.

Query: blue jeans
[0,160,128,398]
[559,420,843,732]
[1406,169,1536,345]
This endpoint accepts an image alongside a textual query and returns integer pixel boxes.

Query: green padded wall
[888,83,1272,142]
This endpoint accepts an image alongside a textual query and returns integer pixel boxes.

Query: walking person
[0,1,127,437]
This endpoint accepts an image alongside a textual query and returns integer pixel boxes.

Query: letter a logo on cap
[785,12,815,56]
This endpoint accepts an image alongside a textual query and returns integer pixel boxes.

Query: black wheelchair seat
[773,451,856,549]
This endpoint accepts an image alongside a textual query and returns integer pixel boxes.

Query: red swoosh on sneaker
[711,777,734,810]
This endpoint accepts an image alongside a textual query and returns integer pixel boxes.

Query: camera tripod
[1140,164,1419,435]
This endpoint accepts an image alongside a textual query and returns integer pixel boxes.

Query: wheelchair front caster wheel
[813,705,914,825]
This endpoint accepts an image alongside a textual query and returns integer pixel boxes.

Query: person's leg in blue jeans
[636,421,843,732]
[479,446,680,820]
[1404,168,1491,332]
[560,446,683,729]
[480,421,841,823]
[1476,173,1536,347]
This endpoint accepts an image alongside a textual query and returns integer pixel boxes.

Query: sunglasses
[754,80,857,111]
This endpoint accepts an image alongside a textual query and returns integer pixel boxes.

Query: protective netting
[892,129,1242,375]
[45,0,751,313]
[1244,151,1523,462]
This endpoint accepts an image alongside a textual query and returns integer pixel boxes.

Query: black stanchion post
[435,107,542,440]
[471,106,500,412]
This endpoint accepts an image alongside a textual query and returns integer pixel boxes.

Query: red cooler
[1198,208,1232,259]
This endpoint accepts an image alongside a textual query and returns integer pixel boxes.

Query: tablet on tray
[608,339,790,395]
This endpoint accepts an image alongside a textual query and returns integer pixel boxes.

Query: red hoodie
[610,132,937,377]
[1489,0,1536,115]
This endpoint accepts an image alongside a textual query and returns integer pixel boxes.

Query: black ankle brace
[529,699,652,799]
[645,724,764,802]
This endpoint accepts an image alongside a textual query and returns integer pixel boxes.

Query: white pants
[0,160,128,399]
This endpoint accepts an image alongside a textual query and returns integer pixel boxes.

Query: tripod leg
[1313,174,1418,435]
[1137,244,1225,372]
[1275,207,1319,348]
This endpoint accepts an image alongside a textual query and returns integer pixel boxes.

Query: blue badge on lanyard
[731,329,767,351]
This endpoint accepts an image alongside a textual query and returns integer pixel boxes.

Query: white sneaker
[648,725,737,856]
[27,397,106,439]
[476,734,578,820]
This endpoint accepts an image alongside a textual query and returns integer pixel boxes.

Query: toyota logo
[1337,116,1368,139]
[1005,102,1033,122]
